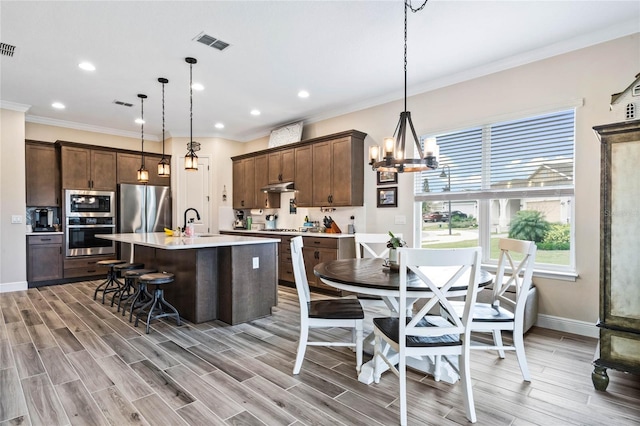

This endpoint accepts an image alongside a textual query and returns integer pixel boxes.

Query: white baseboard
[536,313,599,338]
[0,281,28,293]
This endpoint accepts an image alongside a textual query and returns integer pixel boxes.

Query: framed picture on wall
[377,187,398,208]
[377,171,398,185]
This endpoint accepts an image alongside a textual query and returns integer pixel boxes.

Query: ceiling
[1,1,638,143]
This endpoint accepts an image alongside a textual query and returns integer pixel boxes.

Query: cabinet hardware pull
[41,238,52,241]
[88,180,91,188]
[87,270,96,273]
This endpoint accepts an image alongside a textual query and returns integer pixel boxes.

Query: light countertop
[26,231,64,236]
[220,229,355,238]
[100,232,280,250]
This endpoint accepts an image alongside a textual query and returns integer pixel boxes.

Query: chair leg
[492,329,506,358]
[513,329,531,381]
[434,355,442,382]
[399,352,407,426]
[460,347,477,423]
[293,325,309,375]
[355,322,363,374]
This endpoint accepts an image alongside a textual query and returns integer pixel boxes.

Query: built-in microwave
[65,189,115,217]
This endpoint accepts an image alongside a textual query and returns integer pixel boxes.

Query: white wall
[0,107,28,291]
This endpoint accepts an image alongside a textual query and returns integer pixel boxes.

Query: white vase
[389,248,398,265]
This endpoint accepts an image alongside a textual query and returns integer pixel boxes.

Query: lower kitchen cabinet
[301,236,356,295]
[27,234,63,283]
[63,254,114,279]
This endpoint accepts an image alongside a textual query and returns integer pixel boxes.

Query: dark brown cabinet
[25,142,60,206]
[268,148,295,184]
[255,155,280,209]
[60,145,116,190]
[27,234,63,282]
[294,146,313,207]
[63,254,114,279]
[117,152,171,186]
[592,119,640,390]
[312,136,364,207]
[232,157,256,209]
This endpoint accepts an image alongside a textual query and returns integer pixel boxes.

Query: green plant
[538,223,571,250]
[508,210,550,243]
[387,231,406,248]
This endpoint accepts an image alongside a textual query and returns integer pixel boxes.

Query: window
[415,109,575,274]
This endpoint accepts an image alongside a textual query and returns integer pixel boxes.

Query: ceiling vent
[194,33,230,51]
[0,43,16,57]
[113,100,134,107]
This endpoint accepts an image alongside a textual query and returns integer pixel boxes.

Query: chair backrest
[396,247,482,344]
[492,238,537,316]
[290,236,311,314]
[355,233,403,259]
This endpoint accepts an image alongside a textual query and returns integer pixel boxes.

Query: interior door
[178,156,210,233]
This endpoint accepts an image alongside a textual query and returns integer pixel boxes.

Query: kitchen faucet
[183,208,201,231]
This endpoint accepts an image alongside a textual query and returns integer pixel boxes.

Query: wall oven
[65,190,116,257]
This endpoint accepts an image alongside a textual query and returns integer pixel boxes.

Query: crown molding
[26,115,159,141]
[0,100,31,112]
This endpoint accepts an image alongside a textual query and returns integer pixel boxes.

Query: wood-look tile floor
[1,280,639,425]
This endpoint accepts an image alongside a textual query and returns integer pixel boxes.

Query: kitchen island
[101,233,279,325]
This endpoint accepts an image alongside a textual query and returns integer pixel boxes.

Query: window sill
[481,264,578,282]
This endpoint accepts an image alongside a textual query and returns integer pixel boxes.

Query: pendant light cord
[189,61,193,150]
[403,0,429,114]
[161,81,165,157]
[140,96,145,167]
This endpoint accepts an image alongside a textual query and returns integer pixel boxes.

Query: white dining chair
[449,237,537,381]
[355,232,402,260]
[373,247,481,425]
[290,236,364,375]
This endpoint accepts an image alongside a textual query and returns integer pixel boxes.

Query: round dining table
[313,257,493,384]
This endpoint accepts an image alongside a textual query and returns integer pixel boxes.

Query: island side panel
[155,247,218,324]
[218,242,277,325]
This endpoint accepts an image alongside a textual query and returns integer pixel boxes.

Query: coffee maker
[34,208,54,232]
[233,210,246,230]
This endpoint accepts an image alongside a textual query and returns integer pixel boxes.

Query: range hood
[260,182,296,193]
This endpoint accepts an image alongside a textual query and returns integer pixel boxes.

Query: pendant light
[184,57,199,171]
[369,0,438,173]
[157,77,170,177]
[137,93,149,183]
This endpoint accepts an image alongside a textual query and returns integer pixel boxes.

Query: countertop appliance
[33,208,54,232]
[118,184,172,261]
[265,214,277,230]
[233,210,246,229]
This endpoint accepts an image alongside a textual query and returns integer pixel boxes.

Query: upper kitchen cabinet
[232,157,256,209]
[294,145,313,207]
[255,155,280,209]
[311,133,365,207]
[25,141,60,206]
[59,143,116,191]
[117,152,171,187]
[268,148,295,184]
[231,130,366,208]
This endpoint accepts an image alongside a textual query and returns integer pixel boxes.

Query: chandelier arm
[407,0,429,13]
[406,113,425,158]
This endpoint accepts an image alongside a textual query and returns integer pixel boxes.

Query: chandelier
[369,0,438,173]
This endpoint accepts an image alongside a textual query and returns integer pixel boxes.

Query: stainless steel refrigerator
[118,184,172,261]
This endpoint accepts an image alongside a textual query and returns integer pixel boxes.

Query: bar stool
[111,262,145,309]
[135,272,181,334]
[93,259,126,304]
[121,268,157,322]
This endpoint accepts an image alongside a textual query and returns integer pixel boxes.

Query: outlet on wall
[11,215,22,224]
[252,257,259,269]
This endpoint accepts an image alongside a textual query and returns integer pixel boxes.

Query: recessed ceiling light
[250,109,261,116]
[298,90,310,98]
[135,118,145,124]
[214,123,224,129]
[51,102,65,109]
[78,62,95,71]
[192,83,204,91]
